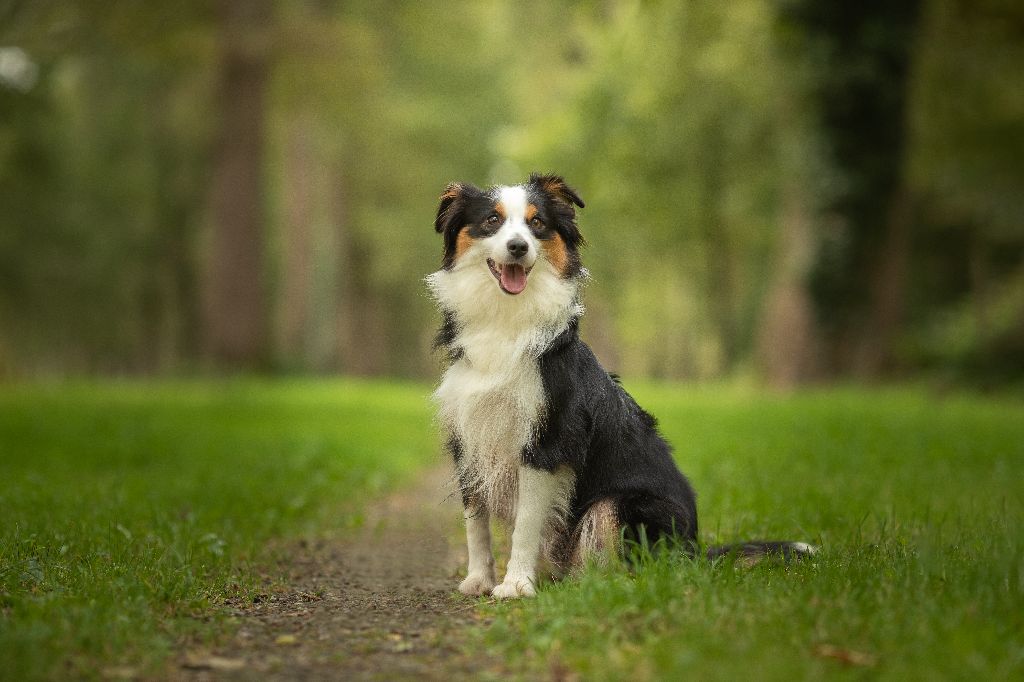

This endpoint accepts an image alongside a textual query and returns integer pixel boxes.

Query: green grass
[481,385,1024,680]
[4,381,1022,680]
[0,379,438,680]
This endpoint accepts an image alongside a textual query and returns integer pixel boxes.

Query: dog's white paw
[458,572,497,596]
[491,577,536,599]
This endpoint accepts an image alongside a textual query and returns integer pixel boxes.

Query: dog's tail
[706,540,818,562]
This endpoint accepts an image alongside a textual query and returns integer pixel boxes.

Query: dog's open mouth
[487,258,531,295]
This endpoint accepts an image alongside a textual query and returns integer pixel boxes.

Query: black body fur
[528,319,700,558]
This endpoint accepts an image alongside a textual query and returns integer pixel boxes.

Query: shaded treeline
[0,0,1021,383]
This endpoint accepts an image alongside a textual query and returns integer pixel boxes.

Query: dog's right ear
[435,181,483,269]
[435,182,479,235]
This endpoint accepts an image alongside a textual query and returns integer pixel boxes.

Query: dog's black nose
[507,237,529,259]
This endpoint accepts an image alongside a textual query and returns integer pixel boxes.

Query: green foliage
[909,0,1024,236]
[498,1,798,377]
[901,0,1024,380]
[0,0,1021,380]
[480,386,1024,679]
[267,0,539,374]
[0,8,213,373]
[0,379,437,679]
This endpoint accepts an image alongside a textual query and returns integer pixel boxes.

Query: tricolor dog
[427,173,814,599]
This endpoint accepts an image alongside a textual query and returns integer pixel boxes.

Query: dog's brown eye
[486,214,501,226]
[529,217,544,229]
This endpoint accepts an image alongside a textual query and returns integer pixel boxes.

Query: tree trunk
[785,0,922,379]
[968,226,991,346]
[852,188,912,377]
[756,186,820,388]
[330,162,360,374]
[280,113,315,367]
[202,0,273,370]
[701,124,738,373]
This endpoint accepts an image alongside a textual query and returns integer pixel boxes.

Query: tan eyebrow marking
[494,202,506,219]
[525,204,538,221]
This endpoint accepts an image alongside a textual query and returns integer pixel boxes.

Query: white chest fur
[434,337,546,521]
[427,259,582,521]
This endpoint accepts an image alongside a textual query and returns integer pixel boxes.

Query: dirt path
[172,467,500,681]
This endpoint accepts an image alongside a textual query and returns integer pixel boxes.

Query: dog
[427,173,815,599]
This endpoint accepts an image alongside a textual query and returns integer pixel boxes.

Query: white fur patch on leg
[569,498,620,570]
[459,503,496,596]
[491,576,536,599]
[789,541,819,556]
[459,572,497,597]
[492,466,574,599]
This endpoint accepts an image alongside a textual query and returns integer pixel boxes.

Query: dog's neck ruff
[426,259,584,372]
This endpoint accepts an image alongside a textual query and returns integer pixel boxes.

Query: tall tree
[203,0,273,369]
[784,0,924,377]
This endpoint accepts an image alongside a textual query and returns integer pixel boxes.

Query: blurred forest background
[1,0,1021,385]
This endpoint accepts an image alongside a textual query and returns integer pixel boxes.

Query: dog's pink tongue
[500,264,528,294]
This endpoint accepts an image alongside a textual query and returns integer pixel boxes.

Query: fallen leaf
[275,634,299,646]
[814,643,877,667]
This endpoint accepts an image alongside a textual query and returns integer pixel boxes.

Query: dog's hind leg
[458,496,497,596]
[568,498,621,570]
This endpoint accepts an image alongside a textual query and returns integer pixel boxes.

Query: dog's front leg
[492,466,564,599]
[458,500,496,596]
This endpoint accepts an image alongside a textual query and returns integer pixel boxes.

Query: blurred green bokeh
[0,0,1021,384]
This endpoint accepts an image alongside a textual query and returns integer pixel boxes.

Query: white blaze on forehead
[490,185,537,268]
[497,185,528,223]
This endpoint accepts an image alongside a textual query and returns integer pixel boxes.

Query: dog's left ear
[529,173,585,247]
[528,173,585,209]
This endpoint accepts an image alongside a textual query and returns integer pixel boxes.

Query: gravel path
[172,467,500,681]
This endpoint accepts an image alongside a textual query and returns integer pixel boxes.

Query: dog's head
[433,173,585,295]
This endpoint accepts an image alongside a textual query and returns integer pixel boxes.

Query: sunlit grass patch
[0,379,438,680]
[479,386,1024,680]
